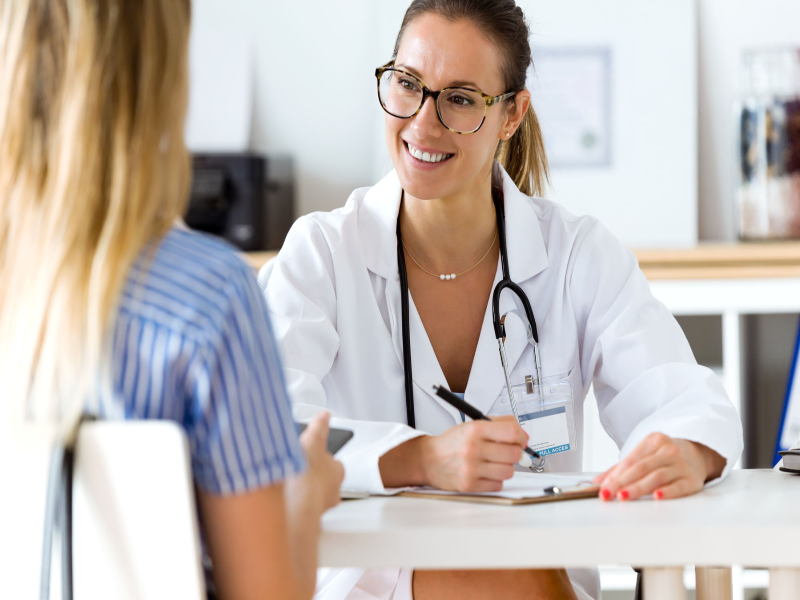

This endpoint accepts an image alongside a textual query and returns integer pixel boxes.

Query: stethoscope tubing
[396,217,417,429]
[397,187,541,451]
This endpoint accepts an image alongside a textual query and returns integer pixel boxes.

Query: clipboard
[396,484,601,506]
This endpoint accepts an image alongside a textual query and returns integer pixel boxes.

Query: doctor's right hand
[381,416,528,492]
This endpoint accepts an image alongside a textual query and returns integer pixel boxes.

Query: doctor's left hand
[593,433,727,502]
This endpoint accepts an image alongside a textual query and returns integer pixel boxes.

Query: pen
[433,385,542,460]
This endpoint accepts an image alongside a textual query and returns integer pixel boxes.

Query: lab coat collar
[358,169,404,282]
[495,161,550,282]
[359,162,549,283]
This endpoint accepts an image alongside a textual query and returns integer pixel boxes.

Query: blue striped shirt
[98,227,304,495]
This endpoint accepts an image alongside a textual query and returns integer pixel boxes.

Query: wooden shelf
[244,251,278,271]
[632,242,800,280]
[245,242,800,281]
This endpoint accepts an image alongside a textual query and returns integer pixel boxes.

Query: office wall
[698,0,800,241]
[192,1,800,241]
[190,0,382,217]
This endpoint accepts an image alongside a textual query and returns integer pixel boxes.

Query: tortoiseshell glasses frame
[375,61,518,135]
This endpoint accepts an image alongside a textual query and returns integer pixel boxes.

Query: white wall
[698,0,800,241]
[191,0,384,217]
[192,0,800,243]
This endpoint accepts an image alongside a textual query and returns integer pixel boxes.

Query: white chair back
[0,421,206,600]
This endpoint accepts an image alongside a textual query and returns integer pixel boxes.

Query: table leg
[769,568,800,600]
[642,567,686,600]
[695,567,732,600]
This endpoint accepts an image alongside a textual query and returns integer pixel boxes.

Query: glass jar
[736,48,800,240]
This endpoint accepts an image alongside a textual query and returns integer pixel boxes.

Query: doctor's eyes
[445,93,476,107]
[396,77,422,93]
[392,78,474,105]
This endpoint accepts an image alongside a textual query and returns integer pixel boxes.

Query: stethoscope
[396,185,546,470]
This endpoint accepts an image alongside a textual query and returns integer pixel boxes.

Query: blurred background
[186,0,800,247]
[185,2,800,597]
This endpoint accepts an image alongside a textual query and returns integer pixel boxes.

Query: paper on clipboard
[378,472,595,502]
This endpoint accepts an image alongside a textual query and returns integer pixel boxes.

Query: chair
[1,421,206,600]
[257,257,277,291]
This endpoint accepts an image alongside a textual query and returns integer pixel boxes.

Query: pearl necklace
[400,231,497,281]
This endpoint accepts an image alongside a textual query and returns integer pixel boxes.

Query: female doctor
[264,0,743,598]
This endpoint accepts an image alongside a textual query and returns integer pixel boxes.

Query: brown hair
[393,0,550,196]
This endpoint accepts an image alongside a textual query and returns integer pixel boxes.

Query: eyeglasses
[374,61,518,135]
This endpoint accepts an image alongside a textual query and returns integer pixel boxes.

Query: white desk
[320,470,800,600]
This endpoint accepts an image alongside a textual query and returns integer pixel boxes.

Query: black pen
[433,385,542,460]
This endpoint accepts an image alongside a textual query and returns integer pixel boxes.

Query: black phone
[295,422,354,455]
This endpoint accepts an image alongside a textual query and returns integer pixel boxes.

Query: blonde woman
[0,2,342,599]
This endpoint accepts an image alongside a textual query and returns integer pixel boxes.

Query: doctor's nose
[410,96,444,139]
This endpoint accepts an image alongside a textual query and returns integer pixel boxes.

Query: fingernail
[600,488,611,501]
[654,490,663,500]
[618,489,630,501]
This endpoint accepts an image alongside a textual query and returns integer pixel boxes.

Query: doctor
[265,0,743,598]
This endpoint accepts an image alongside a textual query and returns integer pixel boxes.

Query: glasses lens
[438,88,486,133]
[379,70,423,118]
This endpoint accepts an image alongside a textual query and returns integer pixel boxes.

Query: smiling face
[386,15,511,201]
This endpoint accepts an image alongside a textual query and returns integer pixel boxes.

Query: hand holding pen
[433,386,544,469]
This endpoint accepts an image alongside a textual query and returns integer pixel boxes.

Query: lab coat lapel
[496,162,549,283]
[358,170,404,281]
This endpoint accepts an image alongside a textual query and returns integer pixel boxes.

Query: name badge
[519,405,571,456]
[487,378,577,457]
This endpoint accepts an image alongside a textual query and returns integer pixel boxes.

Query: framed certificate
[519,0,698,248]
[531,48,612,168]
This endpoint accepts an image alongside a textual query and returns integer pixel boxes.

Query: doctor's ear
[499,89,532,141]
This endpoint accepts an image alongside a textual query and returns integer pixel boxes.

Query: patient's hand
[593,432,727,502]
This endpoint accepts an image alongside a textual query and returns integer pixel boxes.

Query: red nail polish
[619,489,630,501]
[601,488,611,500]
[654,490,663,500]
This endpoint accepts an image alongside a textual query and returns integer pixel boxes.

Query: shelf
[245,242,800,281]
[633,241,800,280]
[243,251,278,271]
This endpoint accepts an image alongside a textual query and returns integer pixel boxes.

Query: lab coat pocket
[487,371,577,458]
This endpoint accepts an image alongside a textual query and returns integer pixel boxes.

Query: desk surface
[246,242,800,281]
[319,470,800,569]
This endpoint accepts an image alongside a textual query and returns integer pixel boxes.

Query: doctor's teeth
[408,145,450,163]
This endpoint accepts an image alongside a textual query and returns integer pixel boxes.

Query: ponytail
[497,103,549,197]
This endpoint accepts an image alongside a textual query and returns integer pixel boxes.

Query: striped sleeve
[185,260,305,495]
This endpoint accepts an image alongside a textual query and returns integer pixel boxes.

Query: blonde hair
[0,0,192,440]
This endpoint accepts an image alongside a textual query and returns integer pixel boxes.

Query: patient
[0,2,341,599]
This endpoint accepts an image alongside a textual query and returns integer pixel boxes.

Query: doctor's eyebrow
[393,63,482,90]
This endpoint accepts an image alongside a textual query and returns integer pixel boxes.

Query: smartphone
[295,422,354,455]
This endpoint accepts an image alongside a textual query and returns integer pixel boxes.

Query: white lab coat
[265,163,744,600]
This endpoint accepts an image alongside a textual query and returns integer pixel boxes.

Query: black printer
[184,153,294,251]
